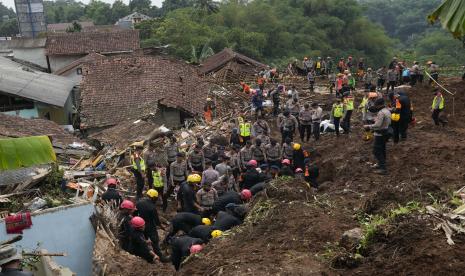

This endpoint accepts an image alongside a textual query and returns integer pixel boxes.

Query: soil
[107,78,465,275]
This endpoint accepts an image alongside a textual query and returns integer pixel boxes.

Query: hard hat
[190,244,203,254]
[147,189,159,198]
[295,168,303,173]
[391,113,400,122]
[202,218,212,225]
[187,174,202,183]
[282,159,291,165]
[240,189,252,200]
[293,143,301,150]
[120,199,136,210]
[130,216,145,229]
[211,230,223,238]
[367,67,372,71]
[106,178,118,186]
[247,160,258,167]
[206,97,212,101]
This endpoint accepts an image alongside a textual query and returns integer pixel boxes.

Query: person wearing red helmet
[118,199,135,252]
[129,216,158,263]
[239,161,262,190]
[171,235,204,270]
[279,159,294,177]
[211,189,252,215]
[102,178,122,206]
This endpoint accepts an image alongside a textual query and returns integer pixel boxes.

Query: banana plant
[428,0,465,38]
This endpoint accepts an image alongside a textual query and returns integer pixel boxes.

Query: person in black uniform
[239,162,262,190]
[164,212,211,243]
[171,235,204,271]
[129,216,157,263]
[118,199,136,252]
[213,211,242,231]
[279,159,294,177]
[187,225,215,243]
[177,174,202,214]
[211,190,251,215]
[101,178,122,207]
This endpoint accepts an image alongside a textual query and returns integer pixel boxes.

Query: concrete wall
[3,107,39,118]
[49,55,84,73]
[13,48,47,68]
[0,203,95,276]
[61,68,82,86]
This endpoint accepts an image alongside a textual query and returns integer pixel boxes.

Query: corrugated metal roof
[0,57,74,107]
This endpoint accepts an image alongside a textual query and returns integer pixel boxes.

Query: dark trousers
[281,130,294,143]
[145,228,164,258]
[333,117,341,136]
[313,122,320,141]
[377,79,385,90]
[342,110,353,133]
[432,109,446,126]
[299,124,312,141]
[163,180,183,212]
[392,120,408,143]
[273,101,280,116]
[146,168,153,188]
[268,160,281,168]
[410,74,417,86]
[309,81,315,91]
[387,81,396,92]
[373,135,387,170]
[240,135,251,146]
[132,169,145,199]
[429,73,439,85]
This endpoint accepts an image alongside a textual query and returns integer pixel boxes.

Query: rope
[424,70,455,96]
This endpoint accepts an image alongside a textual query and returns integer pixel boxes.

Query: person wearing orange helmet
[129,216,158,263]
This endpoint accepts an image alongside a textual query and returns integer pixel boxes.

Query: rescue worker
[432,89,446,126]
[102,178,122,206]
[129,216,157,263]
[150,166,166,204]
[342,93,355,133]
[348,73,356,92]
[165,136,179,184]
[288,85,299,101]
[250,139,266,166]
[279,159,294,177]
[299,103,313,142]
[311,103,323,141]
[201,161,219,186]
[410,61,420,86]
[329,73,336,94]
[165,212,211,243]
[130,146,146,199]
[282,138,294,163]
[229,128,241,148]
[239,141,253,171]
[376,66,387,91]
[326,57,333,75]
[118,200,135,252]
[188,224,216,243]
[165,152,188,212]
[171,235,204,271]
[364,98,391,175]
[213,209,243,231]
[238,117,252,145]
[230,145,241,179]
[215,155,231,178]
[391,91,412,144]
[265,139,281,168]
[331,99,344,136]
[252,119,270,138]
[428,61,439,85]
[304,161,320,189]
[177,174,202,214]
[363,68,375,91]
[307,70,315,91]
[189,145,205,173]
[212,189,252,215]
[240,81,251,94]
[0,245,33,276]
[144,143,156,188]
[292,143,305,171]
[202,143,217,166]
[303,57,311,74]
[387,68,397,93]
[196,182,218,218]
[239,160,262,190]
[279,110,299,143]
[136,189,169,262]
[270,85,282,116]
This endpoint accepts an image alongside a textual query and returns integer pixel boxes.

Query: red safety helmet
[247,160,258,167]
[295,168,303,173]
[282,159,291,165]
[120,200,135,210]
[130,216,145,229]
[106,178,118,186]
[190,244,203,254]
[241,189,252,200]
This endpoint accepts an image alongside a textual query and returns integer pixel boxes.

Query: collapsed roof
[199,48,268,75]
[79,55,212,130]
[45,30,140,56]
[0,57,74,107]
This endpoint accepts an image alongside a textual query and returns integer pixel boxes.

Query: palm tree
[428,0,465,38]
[193,0,220,14]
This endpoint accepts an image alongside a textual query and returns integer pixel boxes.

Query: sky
[3,0,164,10]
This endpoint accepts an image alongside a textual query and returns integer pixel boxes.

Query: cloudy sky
[3,0,164,10]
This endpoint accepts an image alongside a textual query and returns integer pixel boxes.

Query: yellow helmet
[146,189,159,198]
[202,218,211,225]
[391,113,400,122]
[187,174,202,183]
[293,143,301,150]
[211,230,223,238]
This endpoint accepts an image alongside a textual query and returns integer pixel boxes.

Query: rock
[340,227,363,250]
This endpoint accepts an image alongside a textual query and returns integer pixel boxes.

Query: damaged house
[199,48,268,84]
[79,55,212,135]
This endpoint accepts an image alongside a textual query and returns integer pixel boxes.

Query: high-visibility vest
[152,171,164,188]
[333,104,344,118]
[345,97,354,111]
[432,95,444,110]
[239,123,251,137]
[359,97,368,110]
[316,61,321,69]
[131,155,146,172]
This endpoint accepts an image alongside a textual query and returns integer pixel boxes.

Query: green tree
[429,0,465,38]
[44,0,86,24]
[162,0,193,15]
[111,0,131,23]
[193,0,220,14]
[66,21,82,32]
[85,0,112,25]
[0,2,16,19]
[0,18,19,37]
[129,0,151,14]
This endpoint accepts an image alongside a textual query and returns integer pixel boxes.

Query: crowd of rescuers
[99,55,446,270]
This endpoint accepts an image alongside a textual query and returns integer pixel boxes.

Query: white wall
[13,48,47,68]
[0,203,95,276]
[61,68,83,86]
[49,55,84,73]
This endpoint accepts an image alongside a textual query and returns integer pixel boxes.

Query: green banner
[0,136,56,171]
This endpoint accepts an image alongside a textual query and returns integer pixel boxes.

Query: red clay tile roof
[79,55,212,130]
[199,48,268,74]
[45,30,140,56]
[0,113,77,145]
